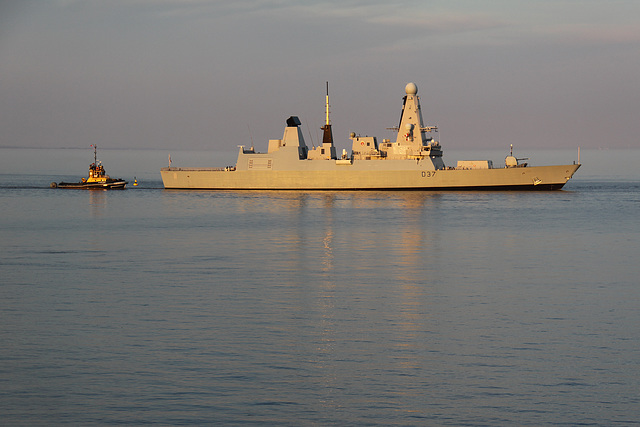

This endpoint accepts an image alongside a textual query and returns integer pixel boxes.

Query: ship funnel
[286,116,301,127]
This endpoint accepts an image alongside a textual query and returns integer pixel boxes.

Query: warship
[51,145,127,189]
[161,83,580,190]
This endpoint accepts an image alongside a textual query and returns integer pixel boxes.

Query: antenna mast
[325,81,330,126]
[320,81,335,153]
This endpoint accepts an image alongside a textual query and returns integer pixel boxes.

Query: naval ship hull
[161,82,580,191]
[161,163,580,191]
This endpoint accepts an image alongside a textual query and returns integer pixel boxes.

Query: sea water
[1,148,639,425]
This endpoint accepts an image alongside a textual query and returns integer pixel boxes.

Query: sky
[1,0,639,151]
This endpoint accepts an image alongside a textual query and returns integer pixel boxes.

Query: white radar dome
[405,82,418,95]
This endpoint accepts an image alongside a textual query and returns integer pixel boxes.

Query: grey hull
[161,163,580,191]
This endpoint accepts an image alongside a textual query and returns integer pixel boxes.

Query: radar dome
[405,82,418,95]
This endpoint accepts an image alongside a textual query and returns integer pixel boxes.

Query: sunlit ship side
[161,83,580,191]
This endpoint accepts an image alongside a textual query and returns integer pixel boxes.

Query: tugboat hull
[52,180,127,190]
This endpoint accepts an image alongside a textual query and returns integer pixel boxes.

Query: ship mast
[321,82,334,145]
[325,81,330,126]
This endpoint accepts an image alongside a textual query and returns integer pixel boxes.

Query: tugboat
[51,145,127,189]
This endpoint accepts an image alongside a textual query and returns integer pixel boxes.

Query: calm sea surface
[1,148,639,425]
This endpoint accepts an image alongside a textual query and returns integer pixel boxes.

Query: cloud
[545,25,640,46]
